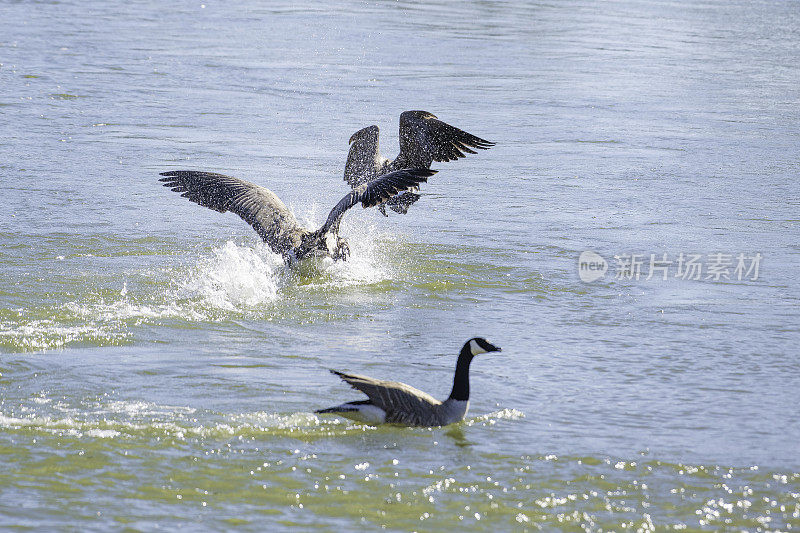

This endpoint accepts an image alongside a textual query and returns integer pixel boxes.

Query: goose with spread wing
[316,337,502,426]
[158,168,435,263]
[345,111,494,215]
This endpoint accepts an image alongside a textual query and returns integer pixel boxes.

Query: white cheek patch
[469,339,487,356]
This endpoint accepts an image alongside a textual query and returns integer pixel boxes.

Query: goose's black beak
[488,343,502,353]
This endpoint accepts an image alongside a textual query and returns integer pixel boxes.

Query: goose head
[291,232,350,263]
[465,337,502,356]
[290,232,329,263]
[448,337,501,403]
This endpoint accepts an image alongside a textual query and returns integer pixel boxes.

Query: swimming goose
[344,111,494,215]
[316,337,501,426]
[159,168,435,264]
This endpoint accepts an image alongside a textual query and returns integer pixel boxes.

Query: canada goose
[316,337,502,426]
[158,168,435,264]
[345,111,494,215]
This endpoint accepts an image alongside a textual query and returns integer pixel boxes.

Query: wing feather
[330,370,442,425]
[320,168,436,234]
[344,125,382,189]
[158,171,306,256]
[396,110,494,168]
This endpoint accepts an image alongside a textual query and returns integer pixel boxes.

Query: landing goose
[158,168,435,263]
[316,337,501,426]
[344,111,494,215]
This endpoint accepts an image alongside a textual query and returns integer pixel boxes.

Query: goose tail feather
[315,400,387,424]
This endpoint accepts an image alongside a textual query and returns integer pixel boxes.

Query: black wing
[158,171,307,256]
[396,110,494,168]
[344,125,382,189]
[329,370,441,422]
[319,168,436,234]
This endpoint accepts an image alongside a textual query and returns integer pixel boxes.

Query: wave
[0,399,357,442]
[0,396,524,442]
[1,214,397,352]
[0,320,131,352]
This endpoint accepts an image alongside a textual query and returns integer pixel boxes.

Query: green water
[2,400,798,530]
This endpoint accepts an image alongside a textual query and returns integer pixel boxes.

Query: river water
[1,0,799,530]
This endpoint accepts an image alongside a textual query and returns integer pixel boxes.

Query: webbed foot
[333,239,350,261]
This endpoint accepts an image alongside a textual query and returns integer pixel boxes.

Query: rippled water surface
[2,0,799,530]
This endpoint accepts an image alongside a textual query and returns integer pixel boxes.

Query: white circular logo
[578,251,607,282]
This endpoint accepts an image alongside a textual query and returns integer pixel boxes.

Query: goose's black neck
[447,344,474,401]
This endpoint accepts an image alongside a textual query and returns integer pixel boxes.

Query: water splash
[0,210,401,351]
[0,398,348,442]
[293,205,395,289]
[466,408,526,426]
[177,241,284,311]
[0,319,130,351]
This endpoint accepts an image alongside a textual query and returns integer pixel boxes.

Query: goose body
[316,338,501,427]
[158,168,435,264]
[344,111,494,215]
